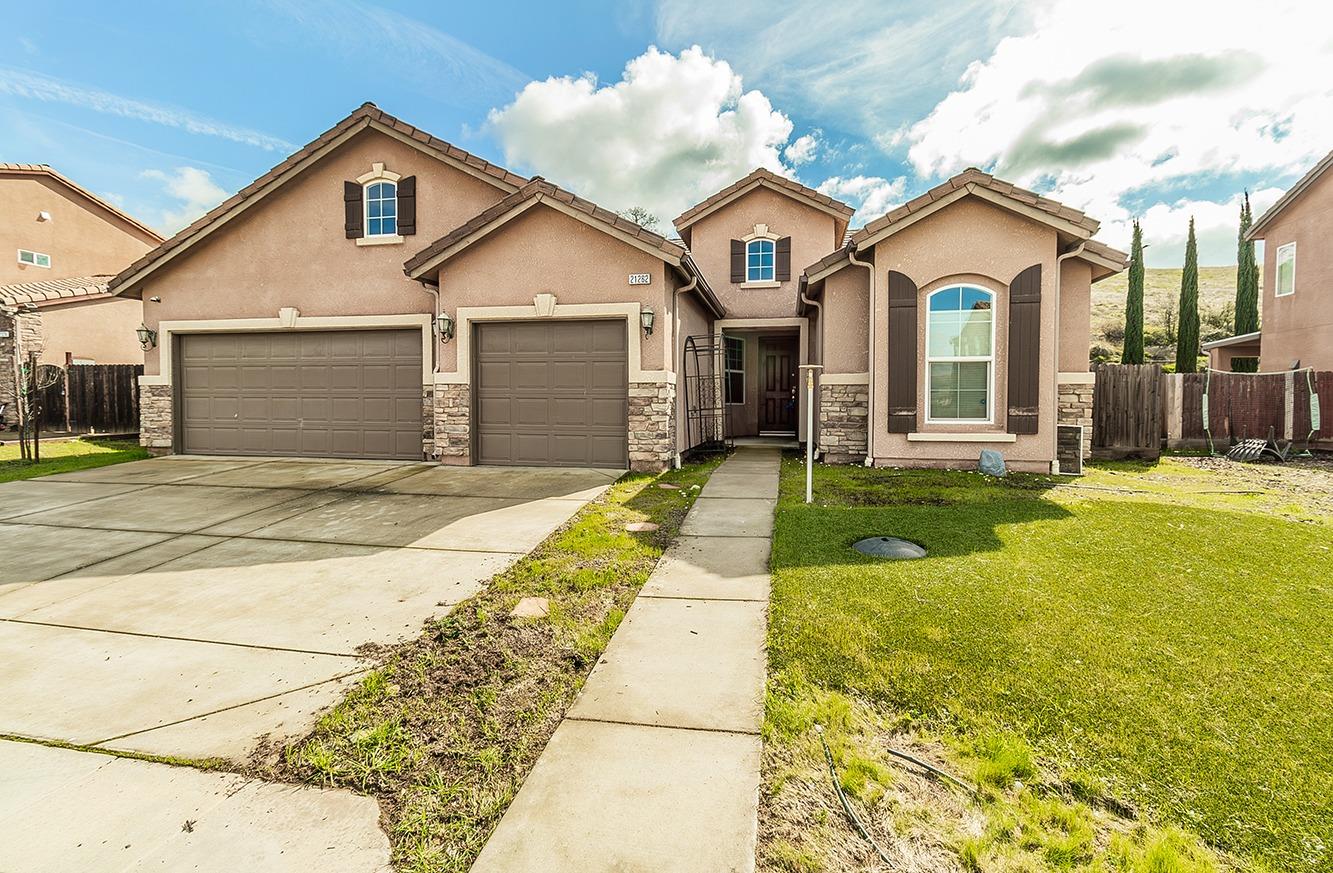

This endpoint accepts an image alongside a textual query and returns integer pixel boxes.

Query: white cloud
[142,167,229,233]
[817,175,906,225]
[0,67,293,152]
[900,0,1333,262]
[488,46,797,223]
[1113,187,1284,268]
[784,132,820,166]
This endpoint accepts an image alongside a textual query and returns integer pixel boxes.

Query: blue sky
[4,0,1330,266]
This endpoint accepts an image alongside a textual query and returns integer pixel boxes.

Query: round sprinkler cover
[853,536,926,559]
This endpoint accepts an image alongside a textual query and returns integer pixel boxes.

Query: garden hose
[815,724,897,868]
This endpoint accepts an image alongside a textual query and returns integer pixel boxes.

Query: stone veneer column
[818,382,868,464]
[432,383,471,463]
[628,380,675,472]
[1057,380,1094,459]
[139,384,174,453]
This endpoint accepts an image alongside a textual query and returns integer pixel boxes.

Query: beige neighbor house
[1205,149,1333,372]
[110,104,1125,473]
[1,164,162,425]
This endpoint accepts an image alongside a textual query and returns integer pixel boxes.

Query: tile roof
[108,103,527,295]
[673,167,854,230]
[1248,147,1333,238]
[1,164,162,242]
[0,275,116,307]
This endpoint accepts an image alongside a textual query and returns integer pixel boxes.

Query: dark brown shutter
[730,239,745,283]
[1006,264,1042,434]
[886,270,918,433]
[343,181,363,239]
[397,176,417,235]
[775,236,792,280]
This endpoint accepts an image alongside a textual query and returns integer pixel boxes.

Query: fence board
[1092,363,1162,459]
[39,364,142,433]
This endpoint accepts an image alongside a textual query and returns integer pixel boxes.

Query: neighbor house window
[1274,241,1295,297]
[746,239,775,282]
[926,285,994,422]
[365,181,397,237]
[724,335,745,404]
[17,249,51,268]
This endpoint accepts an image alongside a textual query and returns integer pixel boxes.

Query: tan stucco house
[1205,149,1333,373]
[110,104,1125,472]
[1,164,162,424]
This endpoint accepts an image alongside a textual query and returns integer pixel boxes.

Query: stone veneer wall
[628,380,675,471]
[432,383,471,462]
[139,384,174,452]
[1058,380,1094,459]
[818,381,868,464]
[0,312,46,428]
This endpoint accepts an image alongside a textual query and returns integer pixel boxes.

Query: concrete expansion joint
[564,714,761,738]
[0,617,363,659]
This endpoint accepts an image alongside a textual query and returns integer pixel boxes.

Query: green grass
[269,458,720,873]
[763,459,1331,871]
[0,437,148,482]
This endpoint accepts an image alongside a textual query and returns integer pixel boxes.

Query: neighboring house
[110,104,1125,473]
[1205,149,1333,372]
[1,164,162,425]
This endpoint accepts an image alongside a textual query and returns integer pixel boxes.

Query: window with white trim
[17,249,51,268]
[1274,241,1295,297]
[926,285,994,422]
[724,335,745,404]
[365,181,398,237]
[746,239,775,282]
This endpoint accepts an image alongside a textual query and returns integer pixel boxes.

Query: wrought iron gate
[682,334,730,456]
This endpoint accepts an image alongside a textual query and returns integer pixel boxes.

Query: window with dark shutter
[344,181,363,239]
[398,176,417,236]
[730,239,745,283]
[886,270,918,433]
[1006,264,1042,434]
[775,236,791,281]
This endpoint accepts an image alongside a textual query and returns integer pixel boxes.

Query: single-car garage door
[178,330,423,459]
[475,320,628,468]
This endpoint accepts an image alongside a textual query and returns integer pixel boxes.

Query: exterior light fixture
[436,311,455,342]
[136,323,158,350]
[640,306,655,336]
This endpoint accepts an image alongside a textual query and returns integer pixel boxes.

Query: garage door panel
[512,361,550,390]
[590,398,626,427]
[179,330,422,460]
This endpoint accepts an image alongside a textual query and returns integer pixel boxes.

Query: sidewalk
[471,447,778,872]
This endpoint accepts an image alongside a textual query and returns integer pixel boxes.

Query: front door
[759,336,798,433]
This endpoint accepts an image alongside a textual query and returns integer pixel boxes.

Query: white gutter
[1052,242,1087,470]
[847,244,875,465]
[417,278,442,374]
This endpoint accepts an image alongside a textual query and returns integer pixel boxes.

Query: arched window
[925,285,994,422]
[746,238,775,282]
[365,180,398,237]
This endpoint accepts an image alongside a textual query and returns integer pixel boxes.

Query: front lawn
[0,437,148,483]
[762,457,1331,871]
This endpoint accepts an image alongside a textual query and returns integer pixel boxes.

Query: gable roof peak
[673,166,854,232]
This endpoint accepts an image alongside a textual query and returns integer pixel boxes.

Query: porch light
[135,323,158,350]
[640,306,655,336]
[436,311,455,342]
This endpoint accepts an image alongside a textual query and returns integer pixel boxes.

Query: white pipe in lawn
[799,364,822,503]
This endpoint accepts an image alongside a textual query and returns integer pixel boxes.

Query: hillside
[1090,266,1248,362]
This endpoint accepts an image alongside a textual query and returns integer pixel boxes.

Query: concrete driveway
[0,456,618,759]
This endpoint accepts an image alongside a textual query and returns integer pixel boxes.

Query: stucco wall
[1257,168,1333,372]
[1,175,158,284]
[819,266,870,374]
[684,186,839,319]
[134,128,510,377]
[867,197,1061,471]
[1058,258,1093,372]
[38,296,144,365]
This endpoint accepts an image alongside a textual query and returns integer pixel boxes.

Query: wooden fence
[1091,363,1162,459]
[39,364,142,434]
[1162,369,1331,449]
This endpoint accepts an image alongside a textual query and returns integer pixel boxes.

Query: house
[1,164,162,425]
[110,104,1125,473]
[1205,149,1333,372]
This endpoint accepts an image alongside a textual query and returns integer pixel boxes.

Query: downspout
[799,277,823,459]
[416,278,441,374]
[1052,242,1087,471]
[671,266,699,470]
[846,243,875,466]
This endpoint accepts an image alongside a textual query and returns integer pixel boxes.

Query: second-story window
[365,181,398,237]
[746,239,775,282]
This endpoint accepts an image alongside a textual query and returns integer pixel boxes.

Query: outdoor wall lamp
[640,306,655,336]
[436,311,455,343]
[136,323,158,350]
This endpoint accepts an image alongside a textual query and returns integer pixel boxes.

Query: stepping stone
[625,522,659,533]
[511,597,550,618]
[656,483,680,490]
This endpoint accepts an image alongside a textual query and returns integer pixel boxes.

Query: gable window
[724,335,745,404]
[746,239,775,282]
[365,181,398,237]
[1274,241,1295,297]
[17,249,51,269]
[926,285,994,422]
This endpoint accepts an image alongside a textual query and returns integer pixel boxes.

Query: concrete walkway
[472,447,778,872]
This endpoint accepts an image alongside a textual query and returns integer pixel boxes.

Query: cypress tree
[1232,192,1260,371]
[1175,217,1200,373]
[1122,219,1145,364]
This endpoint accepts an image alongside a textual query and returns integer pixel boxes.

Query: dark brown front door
[759,336,798,433]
